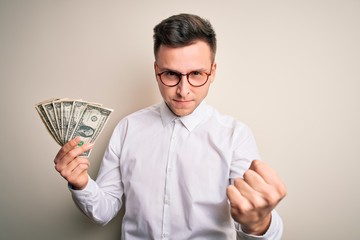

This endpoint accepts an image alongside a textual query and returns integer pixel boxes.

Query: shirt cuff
[68,176,97,198]
[235,210,283,240]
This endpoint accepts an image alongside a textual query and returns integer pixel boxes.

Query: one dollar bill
[35,98,114,157]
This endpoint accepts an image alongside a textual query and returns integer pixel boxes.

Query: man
[54,13,286,239]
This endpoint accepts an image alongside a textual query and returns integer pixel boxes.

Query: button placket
[161,119,180,238]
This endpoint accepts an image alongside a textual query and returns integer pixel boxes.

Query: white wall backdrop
[0,1,359,239]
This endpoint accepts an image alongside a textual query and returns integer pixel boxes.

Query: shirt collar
[160,101,210,132]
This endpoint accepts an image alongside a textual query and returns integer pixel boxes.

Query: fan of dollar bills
[35,98,113,157]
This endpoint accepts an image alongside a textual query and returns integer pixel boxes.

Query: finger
[55,142,93,171]
[66,161,89,184]
[233,178,264,206]
[58,157,90,179]
[249,160,287,199]
[71,162,89,178]
[65,159,90,190]
[227,185,252,210]
[249,160,281,186]
[54,137,82,163]
[243,169,284,208]
[243,169,268,193]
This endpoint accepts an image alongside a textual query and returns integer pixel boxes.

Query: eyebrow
[157,66,208,73]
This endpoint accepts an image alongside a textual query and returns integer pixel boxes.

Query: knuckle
[59,147,66,154]
[59,169,68,178]
[68,151,78,159]
[233,177,243,187]
[78,163,87,171]
[263,186,282,206]
[243,170,250,179]
[81,144,90,151]
[59,146,69,155]
[72,157,80,165]
[279,184,288,198]
[54,164,61,172]
[69,137,79,145]
[229,198,240,209]
[251,197,266,209]
[243,169,255,180]
[266,193,278,206]
[241,203,254,214]
[251,159,262,170]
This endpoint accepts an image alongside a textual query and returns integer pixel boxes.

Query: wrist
[241,213,272,236]
[69,176,89,190]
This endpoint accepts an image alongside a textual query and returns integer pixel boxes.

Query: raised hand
[227,160,287,235]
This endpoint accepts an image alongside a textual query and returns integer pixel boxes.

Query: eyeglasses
[156,65,213,87]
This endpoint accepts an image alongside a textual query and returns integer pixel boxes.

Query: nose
[176,75,190,97]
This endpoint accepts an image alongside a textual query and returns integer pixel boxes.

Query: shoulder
[125,104,161,120]
[120,104,161,123]
[109,104,161,142]
[112,103,161,132]
[207,105,251,132]
[206,106,258,149]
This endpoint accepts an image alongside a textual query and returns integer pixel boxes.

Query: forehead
[156,41,212,70]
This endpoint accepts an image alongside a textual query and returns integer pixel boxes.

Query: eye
[164,71,178,77]
[189,71,203,76]
[189,71,204,77]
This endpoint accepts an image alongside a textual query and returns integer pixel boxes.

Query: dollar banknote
[61,99,74,143]
[71,104,113,157]
[35,98,113,157]
[35,98,62,145]
[65,100,88,143]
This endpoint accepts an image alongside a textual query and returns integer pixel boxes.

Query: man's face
[154,41,216,117]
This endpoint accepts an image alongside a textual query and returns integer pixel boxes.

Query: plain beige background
[1,0,359,239]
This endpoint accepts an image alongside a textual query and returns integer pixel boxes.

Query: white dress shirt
[70,101,283,239]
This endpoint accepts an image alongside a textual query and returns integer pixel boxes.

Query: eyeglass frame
[155,63,214,87]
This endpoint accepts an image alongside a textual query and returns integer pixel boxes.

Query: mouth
[173,99,193,104]
[172,99,194,107]
[168,99,196,116]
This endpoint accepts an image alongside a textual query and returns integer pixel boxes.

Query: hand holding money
[35,98,113,157]
[36,98,113,189]
[54,137,93,190]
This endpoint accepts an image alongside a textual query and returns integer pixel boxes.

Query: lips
[172,99,194,107]
[173,99,193,104]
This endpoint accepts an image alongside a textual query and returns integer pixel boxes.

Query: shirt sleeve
[69,122,124,226]
[230,124,284,239]
[235,210,283,240]
[230,123,261,179]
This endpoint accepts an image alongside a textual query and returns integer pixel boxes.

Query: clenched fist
[227,160,287,235]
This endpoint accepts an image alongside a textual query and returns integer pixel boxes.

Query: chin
[173,109,193,117]
[167,102,197,117]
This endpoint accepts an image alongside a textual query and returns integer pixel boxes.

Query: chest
[119,120,234,196]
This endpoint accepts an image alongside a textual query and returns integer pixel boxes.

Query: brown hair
[153,13,217,61]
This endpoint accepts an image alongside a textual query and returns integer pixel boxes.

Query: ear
[154,62,159,80]
[210,62,217,83]
[154,61,158,72]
